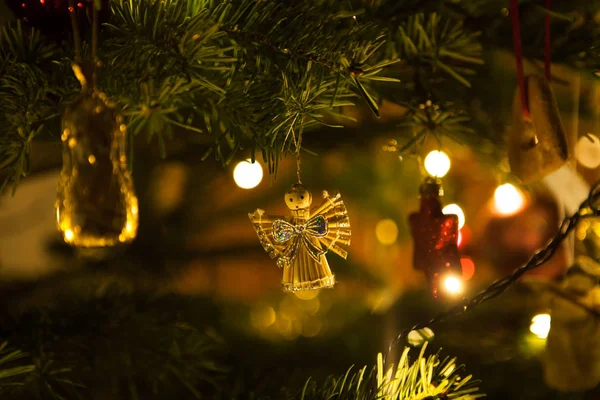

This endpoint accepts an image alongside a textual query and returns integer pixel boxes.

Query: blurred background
[2,1,600,399]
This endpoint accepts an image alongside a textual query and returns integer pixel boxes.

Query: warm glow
[424,150,451,178]
[233,160,263,189]
[457,231,463,247]
[375,219,398,245]
[442,204,465,229]
[64,229,74,242]
[530,313,551,339]
[294,289,320,300]
[442,275,463,295]
[494,184,525,216]
[407,327,435,347]
[250,304,276,329]
[576,134,600,169]
[461,257,475,280]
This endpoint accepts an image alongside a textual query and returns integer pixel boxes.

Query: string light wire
[389,180,600,351]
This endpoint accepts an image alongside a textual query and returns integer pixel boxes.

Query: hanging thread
[296,123,304,184]
[511,0,553,118]
[68,0,82,62]
[544,0,552,81]
[510,0,530,120]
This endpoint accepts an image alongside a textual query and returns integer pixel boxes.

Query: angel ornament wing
[248,184,351,292]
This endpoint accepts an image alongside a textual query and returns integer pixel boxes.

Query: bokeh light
[375,219,399,245]
[576,134,600,169]
[294,289,320,300]
[494,183,525,216]
[442,275,463,295]
[407,327,435,347]
[250,304,276,329]
[233,160,263,189]
[461,257,475,280]
[424,150,451,177]
[530,313,551,339]
[442,204,465,229]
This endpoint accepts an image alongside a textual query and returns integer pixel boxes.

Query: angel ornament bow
[249,184,351,292]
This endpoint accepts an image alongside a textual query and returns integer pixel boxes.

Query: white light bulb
[233,160,263,189]
[494,183,525,216]
[424,150,451,178]
[442,204,465,229]
[576,134,600,169]
[530,313,551,339]
[442,275,463,295]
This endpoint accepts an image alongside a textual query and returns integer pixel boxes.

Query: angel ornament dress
[249,184,351,292]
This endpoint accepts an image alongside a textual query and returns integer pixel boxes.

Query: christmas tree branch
[390,180,600,350]
[1,0,599,192]
[300,343,484,400]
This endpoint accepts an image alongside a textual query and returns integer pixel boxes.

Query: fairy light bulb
[576,134,600,169]
[234,160,263,189]
[442,275,463,295]
[424,150,451,178]
[494,183,525,216]
[530,313,551,339]
[442,204,465,229]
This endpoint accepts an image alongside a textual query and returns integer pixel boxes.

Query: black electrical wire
[390,180,600,351]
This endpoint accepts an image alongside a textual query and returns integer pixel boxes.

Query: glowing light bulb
[494,183,525,216]
[576,134,600,169]
[375,219,398,245]
[530,313,551,339]
[233,160,263,189]
[442,204,465,229]
[64,229,74,242]
[424,150,451,178]
[442,275,463,295]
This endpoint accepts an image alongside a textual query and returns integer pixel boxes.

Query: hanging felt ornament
[408,177,463,299]
[55,2,138,250]
[508,0,569,184]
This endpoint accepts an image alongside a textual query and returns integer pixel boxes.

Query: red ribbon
[511,0,552,119]
[545,0,551,81]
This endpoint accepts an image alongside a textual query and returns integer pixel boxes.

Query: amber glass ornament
[408,177,462,299]
[56,63,138,249]
[249,183,351,292]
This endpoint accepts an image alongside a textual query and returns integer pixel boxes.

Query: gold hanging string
[92,1,99,61]
[91,0,100,87]
[295,121,304,184]
[68,0,82,62]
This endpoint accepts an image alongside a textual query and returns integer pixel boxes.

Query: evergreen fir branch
[0,290,225,400]
[0,342,35,384]
[391,100,475,155]
[299,344,484,400]
[388,13,483,88]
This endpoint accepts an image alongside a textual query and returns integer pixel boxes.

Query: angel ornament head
[249,183,351,292]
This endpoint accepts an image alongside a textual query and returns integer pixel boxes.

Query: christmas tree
[1,0,600,398]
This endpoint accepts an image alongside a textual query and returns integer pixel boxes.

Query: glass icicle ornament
[249,184,351,292]
[56,63,138,249]
[408,177,463,299]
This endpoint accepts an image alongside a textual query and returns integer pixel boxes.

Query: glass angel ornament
[249,184,351,292]
[56,62,138,249]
